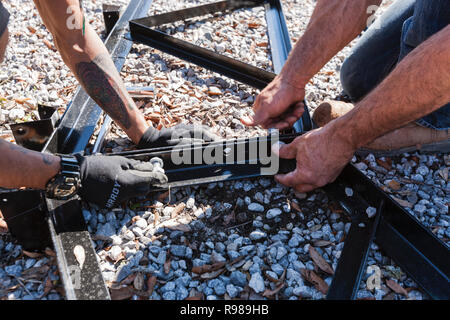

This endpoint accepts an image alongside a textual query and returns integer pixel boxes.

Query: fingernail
[271,141,285,156]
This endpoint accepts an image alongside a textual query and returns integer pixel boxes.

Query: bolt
[149,157,164,173]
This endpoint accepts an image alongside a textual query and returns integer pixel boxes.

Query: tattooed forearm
[75,53,136,130]
[4,140,55,166]
[0,139,60,189]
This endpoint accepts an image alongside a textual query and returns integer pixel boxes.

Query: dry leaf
[147,276,157,296]
[43,277,53,297]
[44,248,56,257]
[313,240,333,247]
[248,22,260,29]
[110,286,134,300]
[376,159,392,171]
[300,269,329,294]
[308,246,334,275]
[164,252,171,274]
[223,211,235,226]
[391,196,413,208]
[438,167,448,181]
[14,97,31,104]
[43,39,56,51]
[120,273,137,286]
[192,262,226,275]
[73,245,86,270]
[133,273,145,291]
[388,180,401,191]
[262,283,285,298]
[22,250,42,259]
[21,265,50,278]
[185,294,203,300]
[171,203,186,219]
[386,279,408,297]
[200,269,225,280]
[290,201,302,212]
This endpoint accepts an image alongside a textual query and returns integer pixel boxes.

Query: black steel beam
[325,180,382,299]
[103,4,122,36]
[325,164,450,299]
[40,0,154,300]
[112,133,300,189]
[131,0,263,28]
[264,0,312,133]
[129,22,275,90]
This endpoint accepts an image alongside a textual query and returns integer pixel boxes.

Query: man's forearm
[331,26,450,149]
[280,0,382,87]
[0,140,60,189]
[33,0,149,144]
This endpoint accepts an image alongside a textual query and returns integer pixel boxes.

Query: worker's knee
[0,2,10,63]
[340,55,370,102]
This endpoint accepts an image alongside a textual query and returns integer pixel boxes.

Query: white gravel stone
[249,272,265,293]
[266,208,282,219]
[248,203,265,212]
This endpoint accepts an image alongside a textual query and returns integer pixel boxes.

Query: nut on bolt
[150,157,165,173]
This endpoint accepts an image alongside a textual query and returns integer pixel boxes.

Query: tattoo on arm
[1,139,55,166]
[75,53,135,129]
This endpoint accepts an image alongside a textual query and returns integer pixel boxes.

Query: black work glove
[74,154,167,209]
[137,124,220,149]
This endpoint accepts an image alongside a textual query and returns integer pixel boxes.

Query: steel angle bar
[129,22,275,89]
[103,4,122,36]
[0,190,51,252]
[375,217,450,299]
[264,0,312,133]
[324,180,383,299]
[330,164,450,299]
[112,133,300,189]
[131,0,263,28]
[10,105,61,152]
[40,0,154,300]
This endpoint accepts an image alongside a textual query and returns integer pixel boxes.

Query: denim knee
[340,55,368,102]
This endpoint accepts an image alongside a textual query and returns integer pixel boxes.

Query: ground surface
[0,0,448,300]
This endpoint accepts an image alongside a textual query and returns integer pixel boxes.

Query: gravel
[1,0,448,301]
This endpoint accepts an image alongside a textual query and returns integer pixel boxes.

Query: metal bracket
[9,104,60,152]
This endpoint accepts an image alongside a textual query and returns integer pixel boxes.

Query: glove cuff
[137,126,159,149]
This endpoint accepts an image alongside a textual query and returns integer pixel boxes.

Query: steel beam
[40,0,154,300]
[264,0,312,133]
[112,132,299,189]
[129,22,275,89]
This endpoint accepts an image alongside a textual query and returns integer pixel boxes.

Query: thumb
[240,115,255,126]
[273,141,297,159]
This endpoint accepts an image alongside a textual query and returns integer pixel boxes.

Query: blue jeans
[0,2,9,37]
[340,0,450,130]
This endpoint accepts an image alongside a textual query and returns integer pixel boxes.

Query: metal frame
[127,0,449,300]
[1,0,448,300]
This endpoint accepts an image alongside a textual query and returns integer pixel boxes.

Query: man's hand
[138,124,220,149]
[75,155,167,209]
[274,125,355,192]
[241,76,305,130]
